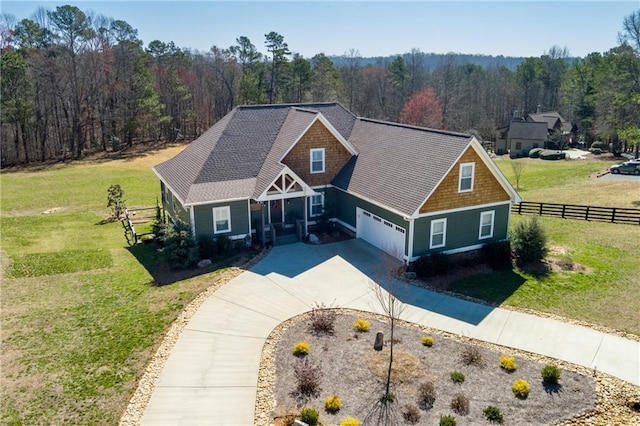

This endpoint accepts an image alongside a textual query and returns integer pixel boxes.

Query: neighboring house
[153,103,521,263]
[526,111,570,137]
[506,121,548,157]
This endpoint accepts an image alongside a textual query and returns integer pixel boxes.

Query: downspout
[247,200,252,237]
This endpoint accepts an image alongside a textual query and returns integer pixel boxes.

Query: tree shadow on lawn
[445,268,529,306]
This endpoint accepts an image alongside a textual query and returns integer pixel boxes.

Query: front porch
[251,168,323,247]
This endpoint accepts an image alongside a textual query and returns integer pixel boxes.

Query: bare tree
[364,252,407,425]
[618,9,640,53]
[511,161,525,190]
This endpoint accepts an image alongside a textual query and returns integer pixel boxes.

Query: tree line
[1,5,639,166]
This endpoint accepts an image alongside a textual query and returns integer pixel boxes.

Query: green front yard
[0,148,638,424]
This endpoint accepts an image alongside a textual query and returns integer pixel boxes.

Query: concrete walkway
[141,239,640,425]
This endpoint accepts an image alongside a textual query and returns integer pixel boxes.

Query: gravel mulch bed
[259,310,640,426]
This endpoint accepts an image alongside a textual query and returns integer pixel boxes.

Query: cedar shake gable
[333,119,472,217]
[418,145,512,214]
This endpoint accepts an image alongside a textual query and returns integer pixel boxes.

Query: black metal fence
[513,201,640,225]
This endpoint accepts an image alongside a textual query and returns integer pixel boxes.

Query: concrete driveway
[140,239,640,425]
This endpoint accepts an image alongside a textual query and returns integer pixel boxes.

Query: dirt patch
[270,313,599,425]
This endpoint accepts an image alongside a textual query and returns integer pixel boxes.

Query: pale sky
[2,1,638,58]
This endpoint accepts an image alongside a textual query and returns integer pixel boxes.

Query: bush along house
[153,103,521,263]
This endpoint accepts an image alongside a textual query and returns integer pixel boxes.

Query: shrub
[439,415,457,426]
[590,141,607,150]
[450,393,470,414]
[481,241,512,270]
[542,364,562,384]
[325,394,341,413]
[401,404,421,423]
[450,371,465,383]
[299,407,319,426]
[353,318,370,332]
[411,252,452,278]
[500,355,517,372]
[589,147,603,155]
[539,150,566,160]
[308,304,337,335]
[418,381,436,408]
[292,341,309,356]
[483,406,504,423]
[510,216,548,266]
[460,346,483,366]
[512,379,530,398]
[198,237,216,259]
[339,418,361,426]
[161,219,199,270]
[215,235,232,254]
[421,336,434,347]
[294,358,322,396]
[528,147,543,158]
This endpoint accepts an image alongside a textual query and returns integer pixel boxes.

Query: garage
[356,207,406,260]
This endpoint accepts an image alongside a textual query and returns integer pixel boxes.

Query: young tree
[364,255,407,425]
[107,184,126,219]
[511,161,525,190]
[399,87,444,129]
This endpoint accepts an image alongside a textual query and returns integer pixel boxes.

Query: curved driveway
[141,239,640,425]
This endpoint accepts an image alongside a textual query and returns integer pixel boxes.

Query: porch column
[261,202,266,243]
[281,197,285,223]
[304,195,308,236]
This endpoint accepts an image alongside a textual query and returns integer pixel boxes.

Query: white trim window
[479,210,495,239]
[459,162,475,192]
[310,148,325,174]
[310,193,324,217]
[212,206,231,234]
[430,218,447,249]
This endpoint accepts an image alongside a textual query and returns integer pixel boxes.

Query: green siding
[286,197,305,223]
[163,184,190,224]
[413,203,510,258]
[193,199,250,239]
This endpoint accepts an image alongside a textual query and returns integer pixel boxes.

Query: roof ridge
[357,117,471,138]
[238,101,340,110]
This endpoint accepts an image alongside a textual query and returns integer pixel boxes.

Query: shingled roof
[333,119,472,216]
[508,121,548,140]
[154,102,484,216]
[153,103,356,204]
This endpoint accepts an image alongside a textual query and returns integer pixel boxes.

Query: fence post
[611,208,616,224]
[585,206,590,221]
[562,204,566,219]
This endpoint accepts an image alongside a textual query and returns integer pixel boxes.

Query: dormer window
[459,162,475,192]
[310,148,325,174]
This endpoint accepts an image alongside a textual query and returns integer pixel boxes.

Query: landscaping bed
[263,312,605,425]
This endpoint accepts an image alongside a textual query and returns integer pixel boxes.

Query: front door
[269,199,282,224]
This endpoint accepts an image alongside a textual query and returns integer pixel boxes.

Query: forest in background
[1,5,639,166]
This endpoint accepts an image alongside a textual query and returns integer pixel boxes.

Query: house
[153,103,521,263]
[526,111,570,136]
[495,110,571,156]
[506,121,548,157]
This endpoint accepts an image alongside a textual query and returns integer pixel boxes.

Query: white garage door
[356,208,406,260]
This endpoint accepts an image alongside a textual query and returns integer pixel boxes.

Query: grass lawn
[449,154,640,336]
[0,146,242,425]
[1,147,638,424]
